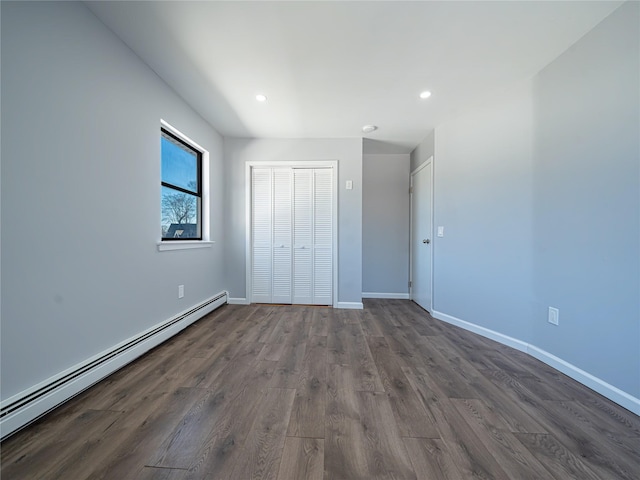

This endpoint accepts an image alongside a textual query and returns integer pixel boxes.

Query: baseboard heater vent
[0,291,227,440]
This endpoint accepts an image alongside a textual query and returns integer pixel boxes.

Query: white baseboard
[526,345,640,415]
[431,310,529,353]
[362,292,410,299]
[431,310,640,416]
[227,297,250,305]
[336,302,364,310]
[0,291,228,440]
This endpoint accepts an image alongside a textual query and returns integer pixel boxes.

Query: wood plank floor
[2,299,639,479]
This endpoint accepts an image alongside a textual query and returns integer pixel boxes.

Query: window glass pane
[161,133,198,193]
[161,186,201,239]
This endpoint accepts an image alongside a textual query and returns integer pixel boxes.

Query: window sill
[157,241,214,252]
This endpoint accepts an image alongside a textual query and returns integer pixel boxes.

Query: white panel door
[313,168,333,305]
[272,168,292,303]
[252,168,272,303]
[293,169,313,304]
[411,161,432,311]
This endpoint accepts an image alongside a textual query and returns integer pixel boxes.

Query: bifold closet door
[251,166,332,305]
[251,167,293,304]
[312,168,333,305]
[251,168,273,304]
[292,168,333,305]
[293,169,313,304]
[272,169,293,303]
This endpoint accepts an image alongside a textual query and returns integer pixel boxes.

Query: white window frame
[158,119,213,251]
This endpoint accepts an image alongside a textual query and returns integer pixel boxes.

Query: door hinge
[408,280,412,288]
[409,187,413,194]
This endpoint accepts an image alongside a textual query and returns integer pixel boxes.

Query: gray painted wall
[223,138,363,304]
[434,81,535,341]
[1,2,226,400]
[410,130,434,172]
[432,2,639,397]
[530,1,639,397]
[362,155,410,295]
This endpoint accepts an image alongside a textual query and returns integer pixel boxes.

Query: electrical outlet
[178,285,184,299]
[548,307,559,325]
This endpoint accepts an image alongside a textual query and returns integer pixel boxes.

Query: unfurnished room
[1,1,639,478]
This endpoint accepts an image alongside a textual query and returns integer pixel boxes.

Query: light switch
[346,180,353,190]
[437,226,444,237]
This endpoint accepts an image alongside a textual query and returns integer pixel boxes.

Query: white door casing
[410,158,433,311]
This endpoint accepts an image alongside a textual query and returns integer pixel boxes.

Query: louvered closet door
[251,168,272,303]
[293,169,313,304]
[272,169,292,303]
[313,168,333,305]
[251,166,333,306]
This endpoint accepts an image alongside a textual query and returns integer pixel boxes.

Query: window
[161,127,202,240]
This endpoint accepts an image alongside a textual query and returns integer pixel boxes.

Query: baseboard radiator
[0,291,228,440]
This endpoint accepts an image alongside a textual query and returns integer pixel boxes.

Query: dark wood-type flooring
[2,299,639,479]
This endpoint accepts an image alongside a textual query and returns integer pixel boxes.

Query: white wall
[428,2,639,401]
[362,154,410,296]
[0,2,226,400]
[223,137,363,305]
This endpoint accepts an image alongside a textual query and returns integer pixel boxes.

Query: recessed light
[419,91,432,99]
[362,125,378,133]
[256,94,267,102]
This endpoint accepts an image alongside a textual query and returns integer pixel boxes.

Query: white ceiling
[86,1,623,153]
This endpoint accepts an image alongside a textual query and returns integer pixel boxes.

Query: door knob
[423,239,430,244]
